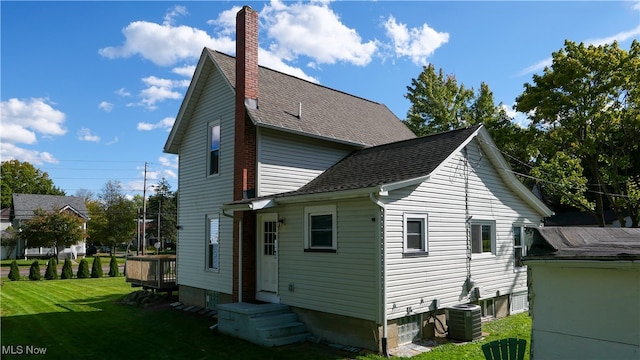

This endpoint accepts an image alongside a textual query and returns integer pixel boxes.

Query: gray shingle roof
[12,194,89,220]
[526,227,640,261]
[208,50,416,146]
[229,125,481,204]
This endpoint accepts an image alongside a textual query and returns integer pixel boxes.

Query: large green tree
[146,178,177,249]
[404,66,531,174]
[1,160,64,208]
[516,40,640,227]
[17,209,86,256]
[88,180,136,254]
[405,64,474,135]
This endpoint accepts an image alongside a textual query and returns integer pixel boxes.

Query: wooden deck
[125,255,177,292]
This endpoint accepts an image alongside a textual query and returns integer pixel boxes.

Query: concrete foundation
[291,306,380,351]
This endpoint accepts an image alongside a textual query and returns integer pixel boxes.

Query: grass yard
[1,277,531,359]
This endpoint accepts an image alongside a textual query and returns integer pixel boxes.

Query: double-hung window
[304,205,337,252]
[208,123,220,176]
[470,220,495,255]
[513,225,535,269]
[207,214,220,270]
[403,213,428,254]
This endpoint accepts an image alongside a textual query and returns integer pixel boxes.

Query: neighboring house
[10,193,89,259]
[524,227,640,360]
[0,208,14,259]
[164,6,553,352]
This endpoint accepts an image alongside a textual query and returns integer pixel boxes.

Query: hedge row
[7,256,121,281]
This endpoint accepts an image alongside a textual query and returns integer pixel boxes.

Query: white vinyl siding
[175,63,234,294]
[275,198,380,321]
[257,128,354,196]
[383,139,543,320]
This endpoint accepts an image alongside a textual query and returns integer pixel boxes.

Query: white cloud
[106,137,119,146]
[163,5,188,26]
[0,97,67,158]
[98,101,114,112]
[158,155,178,169]
[383,15,449,65]
[633,1,640,11]
[519,24,640,76]
[115,88,131,97]
[0,143,58,165]
[1,98,66,141]
[99,7,235,67]
[262,0,378,66]
[172,65,196,77]
[78,127,100,142]
[137,117,175,131]
[585,24,640,46]
[501,104,530,128]
[136,76,189,109]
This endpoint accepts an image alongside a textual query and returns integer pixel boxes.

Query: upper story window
[513,225,535,269]
[304,205,337,252]
[403,213,428,254]
[208,123,220,176]
[470,220,495,255]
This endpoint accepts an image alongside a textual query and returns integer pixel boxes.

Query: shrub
[91,256,103,278]
[108,256,120,277]
[28,261,41,281]
[45,258,58,280]
[61,258,73,279]
[77,259,90,279]
[8,260,21,281]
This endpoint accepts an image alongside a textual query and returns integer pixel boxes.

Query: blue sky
[2,1,639,198]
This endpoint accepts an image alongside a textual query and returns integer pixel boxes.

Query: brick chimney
[234,5,258,201]
[236,5,259,110]
[232,6,259,303]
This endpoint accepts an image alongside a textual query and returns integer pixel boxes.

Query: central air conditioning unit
[445,304,482,341]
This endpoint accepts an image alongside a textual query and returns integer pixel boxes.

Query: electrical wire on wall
[463,148,473,298]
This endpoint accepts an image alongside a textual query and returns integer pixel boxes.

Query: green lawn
[1,277,531,359]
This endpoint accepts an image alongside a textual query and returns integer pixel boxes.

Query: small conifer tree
[61,258,74,279]
[91,256,103,278]
[45,257,58,280]
[108,256,120,277]
[8,260,21,281]
[28,261,41,281]
[77,259,90,279]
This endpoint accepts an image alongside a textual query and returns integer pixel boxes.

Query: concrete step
[258,332,310,347]
[256,321,307,339]
[249,312,299,328]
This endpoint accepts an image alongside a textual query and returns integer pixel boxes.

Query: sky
[2,1,639,199]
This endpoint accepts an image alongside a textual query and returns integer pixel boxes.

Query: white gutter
[369,191,389,357]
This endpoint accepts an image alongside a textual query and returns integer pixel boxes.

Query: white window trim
[513,224,536,271]
[206,213,220,272]
[207,121,221,177]
[403,213,429,254]
[470,219,496,258]
[304,205,337,252]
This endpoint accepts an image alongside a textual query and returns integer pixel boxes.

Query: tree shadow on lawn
[1,293,365,360]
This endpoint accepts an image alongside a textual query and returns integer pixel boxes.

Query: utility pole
[157,193,162,251]
[142,162,148,255]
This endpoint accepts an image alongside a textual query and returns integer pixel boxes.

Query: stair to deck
[217,303,309,347]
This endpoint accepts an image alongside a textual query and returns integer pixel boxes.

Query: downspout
[369,192,389,357]
[222,210,242,303]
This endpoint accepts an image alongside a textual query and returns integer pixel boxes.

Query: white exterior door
[258,214,278,294]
